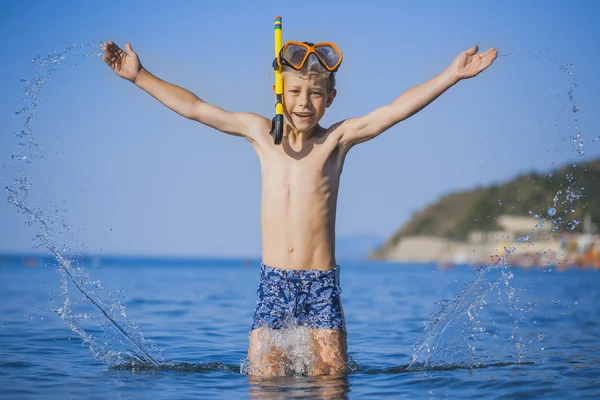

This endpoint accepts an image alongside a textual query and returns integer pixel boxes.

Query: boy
[103,38,496,377]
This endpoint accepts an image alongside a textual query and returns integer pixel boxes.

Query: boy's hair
[281,54,336,93]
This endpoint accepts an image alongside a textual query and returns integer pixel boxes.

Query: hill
[371,158,600,259]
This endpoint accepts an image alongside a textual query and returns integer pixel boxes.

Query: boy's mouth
[293,112,313,120]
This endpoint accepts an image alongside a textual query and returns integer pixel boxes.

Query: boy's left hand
[451,45,498,81]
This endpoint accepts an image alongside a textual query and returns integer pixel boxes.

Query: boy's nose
[299,93,311,108]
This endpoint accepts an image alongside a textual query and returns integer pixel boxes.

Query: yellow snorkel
[270,16,284,145]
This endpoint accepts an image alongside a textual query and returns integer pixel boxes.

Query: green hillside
[371,158,600,259]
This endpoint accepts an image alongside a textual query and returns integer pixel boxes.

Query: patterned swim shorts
[251,263,346,332]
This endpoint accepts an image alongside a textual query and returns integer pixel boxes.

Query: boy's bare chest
[260,144,344,193]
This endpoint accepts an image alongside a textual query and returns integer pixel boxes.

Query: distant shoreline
[2,251,599,271]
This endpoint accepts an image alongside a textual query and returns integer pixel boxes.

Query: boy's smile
[290,110,316,129]
[280,72,336,137]
[292,111,313,119]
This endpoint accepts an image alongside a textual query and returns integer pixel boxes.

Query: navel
[288,246,294,253]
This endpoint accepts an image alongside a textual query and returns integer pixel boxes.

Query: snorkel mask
[270,17,343,144]
[278,41,343,73]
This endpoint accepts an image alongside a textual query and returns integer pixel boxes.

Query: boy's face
[280,73,336,133]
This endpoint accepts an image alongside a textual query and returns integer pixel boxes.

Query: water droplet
[547,207,556,217]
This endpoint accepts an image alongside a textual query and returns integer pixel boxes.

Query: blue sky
[1,0,599,257]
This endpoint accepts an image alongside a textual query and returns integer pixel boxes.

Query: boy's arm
[338,45,498,148]
[103,41,265,141]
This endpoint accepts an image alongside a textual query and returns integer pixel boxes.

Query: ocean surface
[1,255,599,399]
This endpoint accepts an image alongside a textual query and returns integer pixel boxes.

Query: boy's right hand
[103,41,143,83]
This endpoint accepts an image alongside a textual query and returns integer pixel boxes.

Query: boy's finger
[488,48,498,58]
[465,45,478,55]
[105,47,118,57]
[481,58,494,70]
[482,48,496,57]
[483,51,497,62]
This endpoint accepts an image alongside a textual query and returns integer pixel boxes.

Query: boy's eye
[311,91,322,96]
[289,89,300,94]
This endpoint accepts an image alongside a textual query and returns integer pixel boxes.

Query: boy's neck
[284,123,322,143]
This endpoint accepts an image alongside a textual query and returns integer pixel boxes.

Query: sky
[1,0,600,258]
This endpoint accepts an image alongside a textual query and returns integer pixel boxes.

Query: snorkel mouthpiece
[271,114,284,145]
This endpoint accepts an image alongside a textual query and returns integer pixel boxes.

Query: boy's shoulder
[325,119,350,141]
[237,112,271,138]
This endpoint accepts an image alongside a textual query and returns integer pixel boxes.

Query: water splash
[111,361,235,373]
[408,58,594,371]
[6,43,163,367]
[408,257,528,371]
[241,326,318,376]
[541,63,586,236]
[240,324,358,376]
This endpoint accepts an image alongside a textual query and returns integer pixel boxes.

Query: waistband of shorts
[260,262,340,283]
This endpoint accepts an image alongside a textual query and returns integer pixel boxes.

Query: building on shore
[377,214,600,269]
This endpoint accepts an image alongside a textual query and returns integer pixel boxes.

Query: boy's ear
[326,89,337,108]
[272,83,277,94]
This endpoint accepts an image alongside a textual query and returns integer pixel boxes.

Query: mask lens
[282,44,308,69]
[315,46,341,70]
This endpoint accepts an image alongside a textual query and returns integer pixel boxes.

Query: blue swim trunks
[251,263,346,332]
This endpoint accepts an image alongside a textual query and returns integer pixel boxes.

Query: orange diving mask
[275,41,343,73]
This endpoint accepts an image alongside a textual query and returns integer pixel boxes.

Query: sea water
[2,44,600,398]
[1,257,599,398]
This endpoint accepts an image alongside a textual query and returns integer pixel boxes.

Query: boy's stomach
[260,206,337,271]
